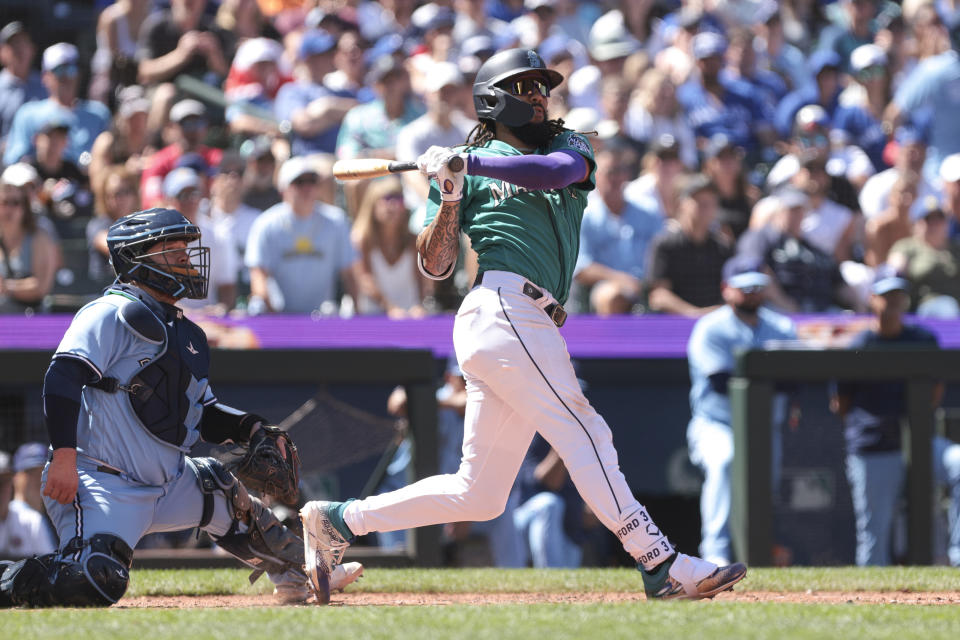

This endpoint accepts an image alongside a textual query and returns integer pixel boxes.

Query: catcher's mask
[472,48,563,128]
[107,208,211,300]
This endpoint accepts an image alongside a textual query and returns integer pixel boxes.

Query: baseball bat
[333,155,464,181]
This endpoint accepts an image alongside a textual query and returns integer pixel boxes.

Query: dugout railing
[0,349,439,568]
[730,348,960,566]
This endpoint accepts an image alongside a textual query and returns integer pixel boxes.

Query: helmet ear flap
[475,87,536,128]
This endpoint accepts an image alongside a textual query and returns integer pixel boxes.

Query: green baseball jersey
[423,131,596,305]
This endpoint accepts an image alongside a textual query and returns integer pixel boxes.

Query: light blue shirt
[335,98,424,160]
[244,201,357,313]
[3,98,110,166]
[54,292,214,486]
[574,193,663,280]
[893,51,960,180]
[687,305,796,425]
[0,69,47,143]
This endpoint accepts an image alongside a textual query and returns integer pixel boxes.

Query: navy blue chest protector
[90,285,211,447]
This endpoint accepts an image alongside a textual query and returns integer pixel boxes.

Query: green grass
[123,566,960,596]
[3,568,959,640]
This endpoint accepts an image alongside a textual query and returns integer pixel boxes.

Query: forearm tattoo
[417,200,461,276]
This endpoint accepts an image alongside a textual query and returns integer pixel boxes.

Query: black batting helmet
[472,48,563,127]
[107,208,210,300]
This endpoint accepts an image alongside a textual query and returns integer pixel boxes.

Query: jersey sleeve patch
[567,133,591,155]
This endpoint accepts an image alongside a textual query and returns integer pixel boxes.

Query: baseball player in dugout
[0,208,361,608]
[301,48,747,602]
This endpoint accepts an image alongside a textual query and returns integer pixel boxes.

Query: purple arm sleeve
[467,150,589,190]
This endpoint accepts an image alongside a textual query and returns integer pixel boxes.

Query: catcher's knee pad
[0,534,132,608]
[191,456,251,528]
[214,495,305,582]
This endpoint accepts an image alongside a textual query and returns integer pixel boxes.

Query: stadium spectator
[162,167,238,312]
[224,37,289,139]
[245,156,357,315]
[209,152,262,299]
[625,133,685,219]
[940,153,960,239]
[335,56,423,160]
[215,0,282,42]
[351,176,427,317]
[773,49,842,140]
[574,143,662,315]
[0,22,46,151]
[88,85,154,190]
[864,172,918,267]
[274,30,359,157]
[702,134,758,243]
[567,16,641,116]
[325,30,375,103]
[722,27,788,117]
[833,44,891,171]
[738,187,863,313]
[886,24,960,178]
[888,197,960,318]
[89,0,152,104]
[452,0,510,43]
[678,32,776,157]
[27,112,95,222]
[766,105,867,211]
[407,6,458,95]
[789,156,859,263]
[751,5,807,91]
[0,180,58,314]
[646,174,732,317]
[0,449,56,558]
[395,62,472,211]
[87,165,140,285]
[686,254,797,566]
[238,136,281,212]
[818,0,880,74]
[136,0,231,87]
[859,119,939,222]
[140,99,223,209]
[11,443,49,519]
[830,265,960,566]
[623,67,697,169]
[3,43,110,167]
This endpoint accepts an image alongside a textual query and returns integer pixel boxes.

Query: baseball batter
[0,208,360,608]
[302,49,746,601]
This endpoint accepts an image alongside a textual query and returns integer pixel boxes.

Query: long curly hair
[464,117,570,150]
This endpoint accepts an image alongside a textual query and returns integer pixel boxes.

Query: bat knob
[447,155,465,172]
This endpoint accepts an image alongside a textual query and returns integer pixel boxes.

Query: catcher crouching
[0,208,361,608]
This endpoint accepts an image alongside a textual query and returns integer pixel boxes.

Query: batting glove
[417,146,468,202]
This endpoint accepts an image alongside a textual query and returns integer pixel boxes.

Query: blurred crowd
[0,0,959,319]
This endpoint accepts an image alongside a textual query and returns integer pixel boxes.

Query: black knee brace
[0,534,133,608]
[191,456,305,583]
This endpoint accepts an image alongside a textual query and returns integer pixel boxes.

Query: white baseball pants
[344,271,673,565]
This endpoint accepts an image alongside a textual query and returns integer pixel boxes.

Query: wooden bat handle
[333,155,465,181]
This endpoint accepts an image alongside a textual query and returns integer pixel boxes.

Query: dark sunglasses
[857,66,886,82]
[738,285,767,295]
[51,64,78,78]
[0,197,24,207]
[179,117,207,131]
[291,174,319,187]
[502,77,550,98]
[798,133,829,148]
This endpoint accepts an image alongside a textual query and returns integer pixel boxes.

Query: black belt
[97,465,122,476]
[521,283,567,328]
[474,272,567,327]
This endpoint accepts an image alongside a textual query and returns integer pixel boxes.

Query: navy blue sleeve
[43,356,101,449]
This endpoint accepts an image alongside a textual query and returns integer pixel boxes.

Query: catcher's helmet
[107,208,210,299]
[472,48,563,127]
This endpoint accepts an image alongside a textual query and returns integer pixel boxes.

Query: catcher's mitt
[233,426,301,504]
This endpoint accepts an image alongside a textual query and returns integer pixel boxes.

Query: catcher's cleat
[641,553,747,600]
[300,500,353,605]
[274,562,364,604]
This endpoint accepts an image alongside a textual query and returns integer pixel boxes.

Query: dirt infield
[117,590,960,608]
